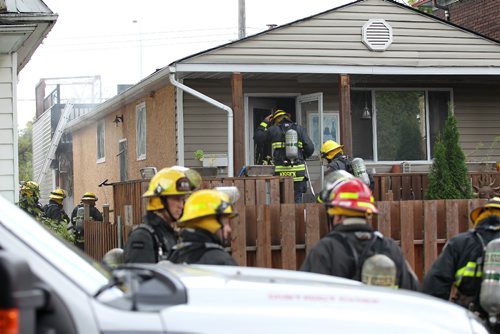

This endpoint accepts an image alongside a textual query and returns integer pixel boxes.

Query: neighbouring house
[32,76,100,211]
[0,0,57,202]
[412,0,499,42]
[66,0,500,209]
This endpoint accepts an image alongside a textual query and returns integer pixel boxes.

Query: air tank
[351,157,371,186]
[480,238,500,318]
[362,254,397,288]
[285,129,298,160]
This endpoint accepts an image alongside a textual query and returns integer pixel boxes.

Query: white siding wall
[32,109,53,205]
[0,53,18,202]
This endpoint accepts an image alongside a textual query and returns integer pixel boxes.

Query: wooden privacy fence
[84,198,487,282]
[372,171,500,201]
[111,176,295,228]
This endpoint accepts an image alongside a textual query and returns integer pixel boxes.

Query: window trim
[135,102,147,161]
[96,119,105,163]
[352,87,453,163]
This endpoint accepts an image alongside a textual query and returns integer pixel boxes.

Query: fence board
[424,201,438,273]
[304,204,321,254]
[400,201,415,269]
[376,201,392,237]
[255,205,272,268]
[281,204,296,270]
[232,179,247,266]
[445,200,460,240]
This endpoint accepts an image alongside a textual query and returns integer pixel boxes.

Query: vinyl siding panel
[0,54,16,202]
[454,86,500,162]
[181,0,500,69]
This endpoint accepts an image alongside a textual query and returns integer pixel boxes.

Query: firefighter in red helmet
[300,178,419,291]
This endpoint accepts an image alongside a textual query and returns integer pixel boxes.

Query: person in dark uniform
[68,192,102,250]
[169,189,238,266]
[254,109,314,203]
[123,167,194,263]
[70,192,103,223]
[300,178,419,291]
[18,181,43,218]
[423,197,500,332]
[43,188,69,223]
[320,140,374,191]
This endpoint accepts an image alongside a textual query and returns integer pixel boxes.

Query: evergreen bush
[425,110,473,199]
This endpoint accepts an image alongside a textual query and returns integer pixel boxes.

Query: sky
[16,0,382,129]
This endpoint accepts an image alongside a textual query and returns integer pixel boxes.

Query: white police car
[0,195,488,334]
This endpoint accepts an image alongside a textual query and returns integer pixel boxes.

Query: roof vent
[362,19,393,51]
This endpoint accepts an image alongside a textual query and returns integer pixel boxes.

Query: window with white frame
[351,89,451,162]
[136,102,146,160]
[96,120,105,162]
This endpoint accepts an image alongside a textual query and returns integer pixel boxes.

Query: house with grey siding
[67,0,500,200]
[0,0,57,202]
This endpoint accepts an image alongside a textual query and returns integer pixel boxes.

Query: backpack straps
[327,230,383,281]
[169,242,224,264]
[133,224,168,262]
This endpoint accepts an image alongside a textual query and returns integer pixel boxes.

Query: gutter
[168,66,234,177]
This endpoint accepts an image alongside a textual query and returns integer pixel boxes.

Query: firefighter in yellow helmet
[19,181,43,218]
[320,140,374,191]
[43,188,70,223]
[69,191,103,250]
[253,108,314,203]
[423,197,500,332]
[168,189,238,265]
[123,167,198,263]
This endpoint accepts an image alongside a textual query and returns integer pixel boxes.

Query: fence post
[117,216,123,249]
[103,204,110,224]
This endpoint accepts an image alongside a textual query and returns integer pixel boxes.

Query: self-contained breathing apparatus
[277,123,299,166]
[74,206,85,248]
[351,157,371,187]
[480,237,500,327]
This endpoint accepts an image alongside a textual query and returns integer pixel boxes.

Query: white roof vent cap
[362,19,393,51]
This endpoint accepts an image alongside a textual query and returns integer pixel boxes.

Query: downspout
[168,66,234,177]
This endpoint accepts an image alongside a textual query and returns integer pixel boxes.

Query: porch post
[231,73,244,175]
[338,74,353,155]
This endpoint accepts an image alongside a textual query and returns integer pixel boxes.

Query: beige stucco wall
[72,84,177,209]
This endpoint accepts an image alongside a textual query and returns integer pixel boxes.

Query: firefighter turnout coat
[300,219,419,291]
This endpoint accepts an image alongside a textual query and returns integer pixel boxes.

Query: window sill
[137,155,146,161]
[96,157,106,164]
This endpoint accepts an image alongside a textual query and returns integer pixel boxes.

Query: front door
[297,93,324,196]
[248,97,295,165]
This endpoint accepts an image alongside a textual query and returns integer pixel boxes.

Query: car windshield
[0,196,112,295]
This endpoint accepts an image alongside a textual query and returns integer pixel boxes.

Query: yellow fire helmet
[49,188,66,200]
[320,140,344,160]
[20,181,40,197]
[177,189,238,234]
[143,167,192,211]
[82,192,98,202]
[470,197,500,225]
[169,165,202,191]
[272,109,291,124]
